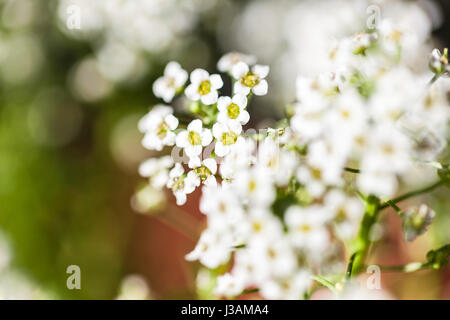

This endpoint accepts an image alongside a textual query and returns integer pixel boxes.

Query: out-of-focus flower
[217,52,257,73]
[139,105,179,151]
[429,48,449,75]
[402,204,435,242]
[153,62,188,103]
[116,275,151,300]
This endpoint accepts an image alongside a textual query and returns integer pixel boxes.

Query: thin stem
[376,262,431,273]
[311,275,339,296]
[344,167,361,174]
[345,252,358,280]
[379,180,445,210]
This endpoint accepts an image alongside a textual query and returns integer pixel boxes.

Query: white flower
[166,163,195,206]
[324,190,364,240]
[402,204,435,242]
[429,48,449,74]
[249,236,297,279]
[220,137,256,180]
[214,273,246,298]
[152,61,188,103]
[231,62,269,96]
[185,229,233,269]
[361,124,412,175]
[217,52,257,73]
[176,119,213,158]
[200,185,244,233]
[138,156,173,188]
[233,166,275,208]
[217,94,249,126]
[357,170,398,198]
[212,121,244,157]
[185,69,223,105]
[257,137,298,186]
[260,270,312,300]
[138,105,179,151]
[285,205,330,254]
[186,157,217,189]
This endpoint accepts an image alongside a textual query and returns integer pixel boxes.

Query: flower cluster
[138,18,450,299]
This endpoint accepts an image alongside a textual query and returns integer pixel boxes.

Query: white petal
[201,129,213,146]
[212,123,226,138]
[165,61,181,76]
[174,191,187,205]
[204,175,217,187]
[190,68,209,84]
[239,110,250,125]
[185,84,200,101]
[186,145,202,157]
[215,142,229,157]
[232,94,247,108]
[229,121,242,135]
[252,80,268,96]
[217,96,231,112]
[176,131,188,148]
[188,119,203,132]
[165,114,179,130]
[188,156,202,168]
[234,82,251,96]
[210,74,223,89]
[252,65,270,79]
[231,62,249,79]
[174,69,188,87]
[203,158,217,174]
[201,91,218,105]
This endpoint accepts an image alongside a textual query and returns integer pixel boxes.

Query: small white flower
[138,156,173,188]
[185,69,223,105]
[185,229,233,269]
[217,52,257,73]
[285,205,330,253]
[176,119,213,158]
[260,270,312,300]
[186,157,218,189]
[324,190,364,240]
[231,62,269,96]
[138,105,179,151]
[217,94,249,126]
[166,163,195,206]
[402,204,435,242]
[212,121,244,157]
[214,273,246,297]
[152,61,188,103]
[234,167,275,208]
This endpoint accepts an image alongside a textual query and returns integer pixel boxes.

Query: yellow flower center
[248,180,257,192]
[336,208,347,223]
[299,224,312,233]
[194,165,212,182]
[172,177,185,192]
[226,103,240,119]
[221,131,238,145]
[165,77,176,88]
[240,72,260,88]
[156,121,169,138]
[198,80,211,95]
[188,131,202,145]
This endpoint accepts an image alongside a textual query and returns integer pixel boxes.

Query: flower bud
[429,48,449,75]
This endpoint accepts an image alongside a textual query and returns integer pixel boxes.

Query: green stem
[311,275,339,296]
[345,252,358,280]
[344,167,361,174]
[376,262,431,273]
[350,195,381,275]
[379,180,445,210]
